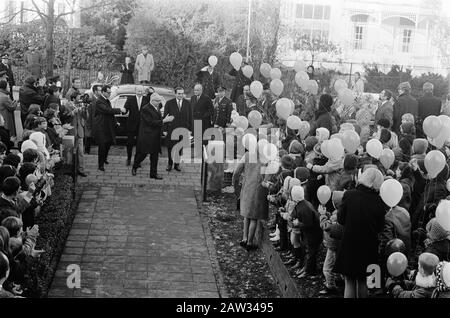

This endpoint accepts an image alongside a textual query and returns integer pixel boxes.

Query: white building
[278,0,447,75]
[0,0,81,28]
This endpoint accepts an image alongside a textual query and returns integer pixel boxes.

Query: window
[296,4,303,18]
[303,4,313,19]
[402,29,412,53]
[296,4,331,20]
[354,26,364,50]
[314,5,324,19]
[324,6,331,20]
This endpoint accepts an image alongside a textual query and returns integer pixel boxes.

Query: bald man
[191,84,214,137]
[132,93,173,179]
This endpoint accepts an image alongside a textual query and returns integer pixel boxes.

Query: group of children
[0,108,62,297]
[236,95,450,297]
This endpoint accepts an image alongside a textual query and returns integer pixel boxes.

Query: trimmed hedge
[22,171,77,298]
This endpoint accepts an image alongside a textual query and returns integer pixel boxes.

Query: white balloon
[366,139,383,159]
[436,200,450,231]
[291,185,305,201]
[264,160,280,175]
[270,68,282,80]
[380,179,403,208]
[242,133,257,150]
[260,143,278,162]
[286,115,302,130]
[208,55,218,67]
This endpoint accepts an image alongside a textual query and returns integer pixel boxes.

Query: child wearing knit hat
[424,218,450,262]
[387,252,439,298]
[432,261,450,298]
[288,140,304,169]
[318,190,344,294]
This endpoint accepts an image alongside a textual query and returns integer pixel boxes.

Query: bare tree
[2,0,116,77]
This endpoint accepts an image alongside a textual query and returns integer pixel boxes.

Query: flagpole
[246,0,252,62]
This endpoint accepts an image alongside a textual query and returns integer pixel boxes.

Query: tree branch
[55,0,116,22]
[31,0,49,21]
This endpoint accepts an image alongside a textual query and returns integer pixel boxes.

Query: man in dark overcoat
[392,82,418,134]
[196,65,221,100]
[163,87,192,172]
[191,84,214,140]
[123,86,145,166]
[93,85,123,171]
[132,93,173,179]
[0,54,15,99]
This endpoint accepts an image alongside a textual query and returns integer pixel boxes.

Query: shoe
[104,160,109,165]
[126,159,131,166]
[269,228,280,237]
[174,164,181,172]
[166,165,172,172]
[319,287,338,295]
[291,261,303,270]
[297,271,315,279]
[131,168,137,176]
[245,244,258,251]
[150,174,163,180]
[98,166,105,172]
[269,235,280,242]
[274,246,285,252]
[239,240,247,247]
[77,171,87,177]
[284,258,297,266]
[138,163,142,168]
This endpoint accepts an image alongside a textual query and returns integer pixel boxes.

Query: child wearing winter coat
[337,154,358,191]
[291,188,323,278]
[288,140,304,169]
[282,182,304,271]
[303,136,318,166]
[424,218,450,262]
[307,153,344,192]
[400,122,416,146]
[432,261,450,298]
[318,191,344,294]
[386,252,439,298]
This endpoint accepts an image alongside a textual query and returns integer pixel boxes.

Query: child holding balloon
[386,252,439,298]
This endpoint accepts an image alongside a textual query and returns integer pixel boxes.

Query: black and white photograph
[0,0,450,306]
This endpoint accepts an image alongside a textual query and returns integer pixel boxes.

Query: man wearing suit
[123,86,145,166]
[0,54,14,99]
[191,84,214,140]
[417,82,441,138]
[132,93,174,179]
[374,89,394,128]
[392,82,418,134]
[213,86,233,129]
[93,85,124,171]
[196,65,221,100]
[163,87,192,172]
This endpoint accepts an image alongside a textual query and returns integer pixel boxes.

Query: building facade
[278,0,446,75]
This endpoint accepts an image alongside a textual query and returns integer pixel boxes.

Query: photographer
[64,93,87,177]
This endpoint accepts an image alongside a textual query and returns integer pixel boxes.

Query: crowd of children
[0,80,73,297]
[233,91,450,298]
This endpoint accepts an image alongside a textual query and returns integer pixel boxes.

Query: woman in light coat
[135,46,154,84]
[232,151,269,250]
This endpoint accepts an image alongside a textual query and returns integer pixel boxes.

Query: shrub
[22,171,76,298]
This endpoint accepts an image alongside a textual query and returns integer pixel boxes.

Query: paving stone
[49,152,217,298]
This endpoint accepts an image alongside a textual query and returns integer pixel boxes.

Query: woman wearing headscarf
[334,168,387,298]
[309,94,334,136]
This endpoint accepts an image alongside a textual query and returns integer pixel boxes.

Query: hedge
[22,169,77,298]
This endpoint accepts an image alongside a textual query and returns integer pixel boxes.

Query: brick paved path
[48,146,222,298]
